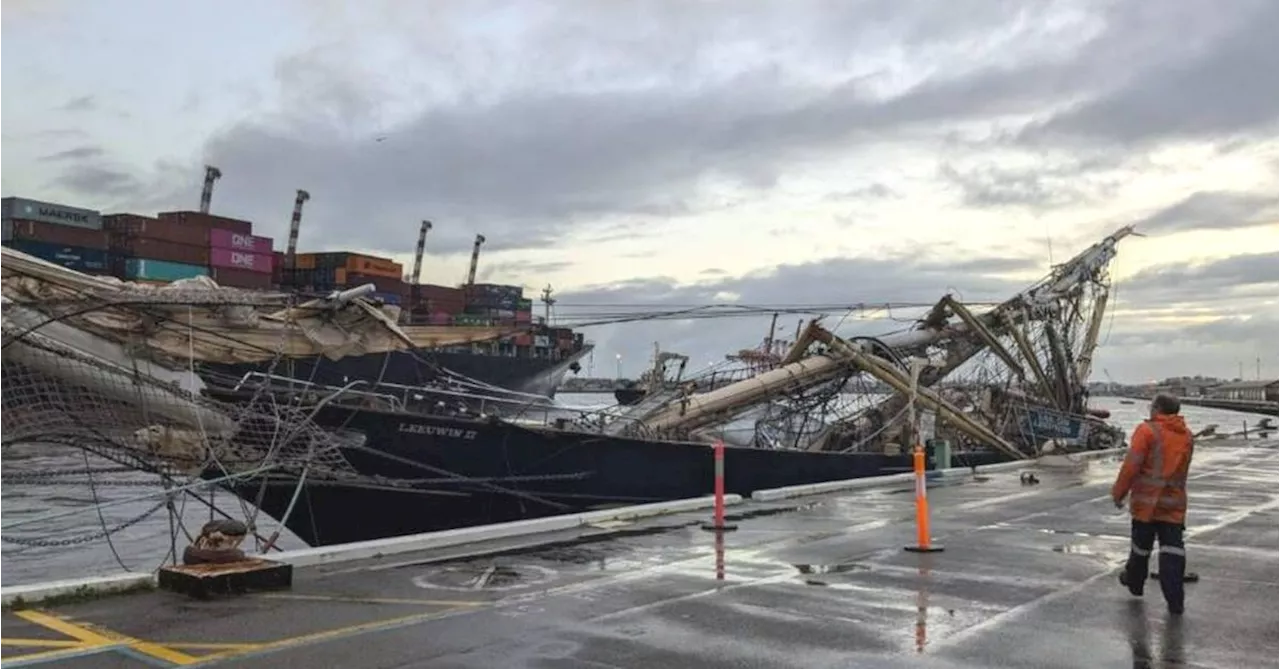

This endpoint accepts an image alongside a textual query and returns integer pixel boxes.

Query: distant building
[1160,378,1221,398]
[1207,380,1279,402]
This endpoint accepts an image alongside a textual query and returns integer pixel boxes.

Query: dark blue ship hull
[222,403,1012,547]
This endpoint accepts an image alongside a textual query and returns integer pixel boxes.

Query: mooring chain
[0,498,168,547]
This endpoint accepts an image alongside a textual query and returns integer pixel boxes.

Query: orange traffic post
[904,445,944,553]
[701,440,738,532]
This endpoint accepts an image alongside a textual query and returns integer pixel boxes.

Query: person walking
[1111,394,1194,614]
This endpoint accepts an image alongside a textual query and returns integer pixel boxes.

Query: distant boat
[1119,399,1135,405]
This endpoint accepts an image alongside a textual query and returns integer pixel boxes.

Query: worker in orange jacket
[1111,394,1194,614]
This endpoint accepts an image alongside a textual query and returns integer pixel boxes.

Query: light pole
[616,353,622,380]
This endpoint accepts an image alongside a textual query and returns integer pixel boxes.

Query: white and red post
[702,440,738,532]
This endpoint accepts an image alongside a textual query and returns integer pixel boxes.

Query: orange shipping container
[344,254,402,279]
[292,254,317,270]
[335,267,347,284]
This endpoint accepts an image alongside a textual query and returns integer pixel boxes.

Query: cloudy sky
[3,0,1277,383]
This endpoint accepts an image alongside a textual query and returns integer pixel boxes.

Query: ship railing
[231,372,410,413]
[229,371,575,422]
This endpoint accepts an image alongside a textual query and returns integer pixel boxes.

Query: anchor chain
[0,498,168,547]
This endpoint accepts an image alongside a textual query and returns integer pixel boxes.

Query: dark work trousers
[1124,519,1186,609]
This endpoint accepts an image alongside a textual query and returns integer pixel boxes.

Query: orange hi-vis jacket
[1111,414,1195,524]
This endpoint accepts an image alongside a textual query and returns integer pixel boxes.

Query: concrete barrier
[1,572,154,608]
[751,447,1129,502]
[1,493,741,606]
[274,493,743,568]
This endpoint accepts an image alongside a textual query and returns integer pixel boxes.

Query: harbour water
[0,394,1265,587]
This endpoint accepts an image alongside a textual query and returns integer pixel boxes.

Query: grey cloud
[53,164,144,198]
[1024,0,1277,145]
[1120,252,1279,304]
[39,146,105,162]
[1131,191,1278,235]
[938,157,1124,210]
[480,259,575,282]
[558,252,1028,367]
[59,95,96,112]
[195,1,1200,254]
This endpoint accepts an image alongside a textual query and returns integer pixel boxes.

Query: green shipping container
[518,298,533,310]
[122,258,208,282]
[453,314,492,327]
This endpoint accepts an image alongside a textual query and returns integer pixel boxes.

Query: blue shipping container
[371,291,401,305]
[123,258,208,282]
[5,239,110,273]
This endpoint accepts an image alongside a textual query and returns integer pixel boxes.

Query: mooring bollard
[702,440,738,532]
[904,445,943,553]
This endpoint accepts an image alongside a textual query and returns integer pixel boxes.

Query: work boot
[1119,570,1143,597]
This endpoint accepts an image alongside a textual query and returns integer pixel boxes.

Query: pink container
[210,247,272,273]
[209,228,274,254]
[428,312,453,325]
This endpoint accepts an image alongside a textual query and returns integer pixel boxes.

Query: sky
[2,0,1277,383]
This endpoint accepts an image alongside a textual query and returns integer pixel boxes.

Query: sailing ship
[0,227,1135,548]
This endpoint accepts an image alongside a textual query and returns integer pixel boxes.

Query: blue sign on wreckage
[1017,406,1087,441]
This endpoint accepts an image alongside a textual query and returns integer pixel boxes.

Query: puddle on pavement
[793,562,869,575]
[726,501,821,521]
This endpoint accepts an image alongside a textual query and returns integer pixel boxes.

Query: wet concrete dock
[3,438,1276,668]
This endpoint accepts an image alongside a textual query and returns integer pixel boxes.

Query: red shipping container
[514,333,534,347]
[428,312,453,326]
[515,310,533,323]
[103,214,209,247]
[114,237,209,265]
[211,247,272,273]
[157,211,252,235]
[6,219,108,250]
[210,266,275,289]
[210,228,273,254]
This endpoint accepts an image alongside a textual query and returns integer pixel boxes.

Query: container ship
[0,195,590,395]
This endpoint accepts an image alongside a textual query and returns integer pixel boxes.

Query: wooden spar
[1003,312,1060,408]
[1075,290,1109,383]
[943,296,1025,379]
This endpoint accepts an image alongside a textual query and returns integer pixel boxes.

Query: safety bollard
[904,445,944,553]
[701,440,738,532]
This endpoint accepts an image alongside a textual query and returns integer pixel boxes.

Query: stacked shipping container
[102,210,273,287]
[2,194,585,363]
[209,227,275,289]
[1,197,112,275]
[282,252,409,301]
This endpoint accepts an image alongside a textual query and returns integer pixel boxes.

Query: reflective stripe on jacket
[1111,416,1194,524]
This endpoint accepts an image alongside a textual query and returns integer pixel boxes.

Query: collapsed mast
[623,226,1136,457]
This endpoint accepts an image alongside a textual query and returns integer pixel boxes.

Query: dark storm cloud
[39,146,105,162]
[1024,0,1278,145]
[1130,191,1278,234]
[178,0,1269,254]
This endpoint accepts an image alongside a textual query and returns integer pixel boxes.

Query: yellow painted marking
[15,609,201,666]
[256,593,486,607]
[0,638,87,648]
[12,611,113,647]
[193,604,483,664]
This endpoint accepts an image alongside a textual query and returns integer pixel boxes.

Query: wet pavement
[3,437,1276,668]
